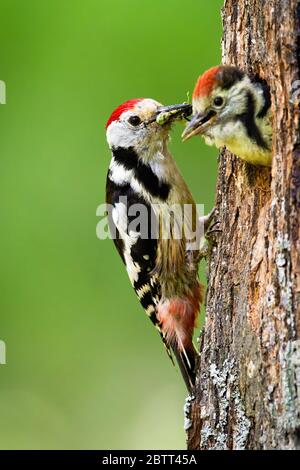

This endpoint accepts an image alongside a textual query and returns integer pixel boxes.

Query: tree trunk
[187,0,300,450]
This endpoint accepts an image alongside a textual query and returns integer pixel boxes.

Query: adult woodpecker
[182,65,272,166]
[105,98,211,392]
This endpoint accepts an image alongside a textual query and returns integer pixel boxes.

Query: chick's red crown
[192,66,220,99]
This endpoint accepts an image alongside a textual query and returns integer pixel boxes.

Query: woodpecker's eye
[213,96,224,107]
[128,115,142,126]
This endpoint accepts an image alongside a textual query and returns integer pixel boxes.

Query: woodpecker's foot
[206,219,222,238]
[198,208,220,258]
[205,221,222,256]
[203,213,222,258]
[199,207,216,234]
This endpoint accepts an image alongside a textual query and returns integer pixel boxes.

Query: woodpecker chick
[105,98,206,392]
[182,65,272,166]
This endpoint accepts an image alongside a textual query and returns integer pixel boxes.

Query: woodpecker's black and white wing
[106,173,162,328]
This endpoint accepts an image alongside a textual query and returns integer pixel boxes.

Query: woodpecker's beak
[155,103,192,126]
[182,110,217,141]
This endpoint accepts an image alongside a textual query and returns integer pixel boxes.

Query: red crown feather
[192,66,220,99]
[106,98,144,129]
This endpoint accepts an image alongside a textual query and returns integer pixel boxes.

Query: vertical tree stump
[187,0,300,450]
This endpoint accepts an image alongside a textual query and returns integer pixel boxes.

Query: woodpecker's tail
[156,286,202,392]
[171,342,197,393]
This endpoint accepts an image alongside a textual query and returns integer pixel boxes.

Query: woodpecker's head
[182,65,272,166]
[106,98,191,160]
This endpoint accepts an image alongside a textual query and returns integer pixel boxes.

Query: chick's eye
[128,115,142,126]
[213,96,224,107]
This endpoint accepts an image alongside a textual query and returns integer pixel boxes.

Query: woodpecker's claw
[199,207,216,234]
[198,208,218,258]
[199,220,222,258]
[206,220,222,237]
[156,103,192,126]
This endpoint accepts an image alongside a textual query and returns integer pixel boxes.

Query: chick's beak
[155,103,192,126]
[182,110,217,141]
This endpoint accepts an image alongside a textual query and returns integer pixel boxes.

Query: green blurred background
[0,0,222,449]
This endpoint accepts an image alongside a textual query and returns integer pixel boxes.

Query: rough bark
[187,0,300,450]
